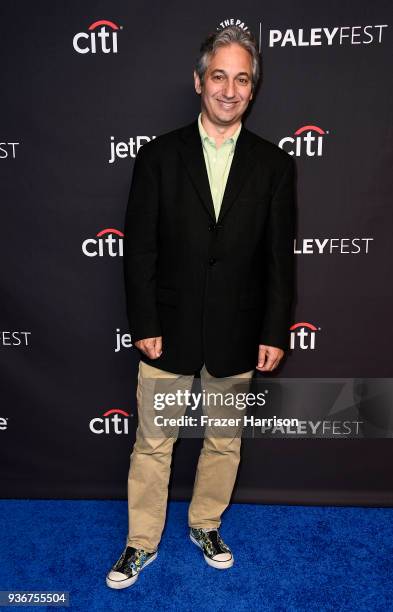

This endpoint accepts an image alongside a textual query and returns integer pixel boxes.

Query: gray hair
[195,26,261,92]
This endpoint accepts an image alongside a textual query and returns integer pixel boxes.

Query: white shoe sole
[190,533,234,569]
[106,551,158,589]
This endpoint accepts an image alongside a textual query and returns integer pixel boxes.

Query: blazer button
[209,257,217,266]
[208,223,215,231]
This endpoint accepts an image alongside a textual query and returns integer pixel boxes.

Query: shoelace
[118,546,146,572]
[200,529,225,555]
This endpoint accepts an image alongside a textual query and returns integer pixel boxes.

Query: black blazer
[123,118,296,377]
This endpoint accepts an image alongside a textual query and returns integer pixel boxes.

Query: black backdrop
[1,1,392,505]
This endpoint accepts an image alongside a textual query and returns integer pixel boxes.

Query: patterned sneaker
[190,527,234,569]
[106,545,158,589]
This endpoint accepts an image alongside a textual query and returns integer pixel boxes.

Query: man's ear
[193,70,202,94]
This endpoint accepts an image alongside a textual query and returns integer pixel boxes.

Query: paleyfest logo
[0,142,20,159]
[73,19,122,54]
[82,228,123,257]
[279,125,328,157]
[90,409,130,435]
[1,331,32,347]
[268,24,388,47]
[290,322,320,350]
[294,237,374,255]
[217,18,249,31]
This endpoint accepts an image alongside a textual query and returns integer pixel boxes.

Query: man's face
[194,42,254,127]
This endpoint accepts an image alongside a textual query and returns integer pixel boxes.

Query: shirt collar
[198,112,242,151]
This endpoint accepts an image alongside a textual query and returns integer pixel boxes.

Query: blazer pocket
[239,290,264,310]
[156,286,178,306]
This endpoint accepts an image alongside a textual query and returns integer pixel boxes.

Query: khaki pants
[126,360,254,552]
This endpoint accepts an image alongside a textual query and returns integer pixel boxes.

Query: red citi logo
[290,322,320,350]
[279,125,328,157]
[73,20,121,54]
[89,409,130,435]
[82,228,123,257]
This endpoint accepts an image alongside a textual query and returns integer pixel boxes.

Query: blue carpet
[0,500,392,611]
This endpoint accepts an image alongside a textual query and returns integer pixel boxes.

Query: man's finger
[259,354,275,371]
[155,336,163,358]
[257,346,266,369]
[145,342,156,359]
[260,354,280,371]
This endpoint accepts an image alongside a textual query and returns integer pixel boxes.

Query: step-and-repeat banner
[1,2,392,505]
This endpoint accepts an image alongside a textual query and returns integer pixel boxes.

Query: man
[106,25,296,589]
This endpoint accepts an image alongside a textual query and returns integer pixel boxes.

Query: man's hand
[134,336,163,360]
[256,344,284,372]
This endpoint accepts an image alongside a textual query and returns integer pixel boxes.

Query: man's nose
[222,79,236,98]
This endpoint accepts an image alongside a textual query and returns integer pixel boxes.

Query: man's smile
[216,100,239,109]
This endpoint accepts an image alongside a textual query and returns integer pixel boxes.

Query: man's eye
[213,74,223,80]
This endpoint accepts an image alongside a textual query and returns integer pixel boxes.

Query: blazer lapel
[177,118,257,223]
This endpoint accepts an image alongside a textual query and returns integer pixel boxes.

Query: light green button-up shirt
[198,112,242,221]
